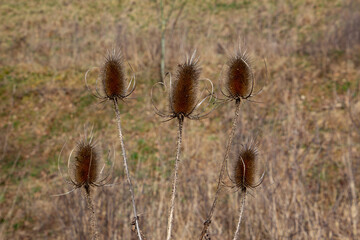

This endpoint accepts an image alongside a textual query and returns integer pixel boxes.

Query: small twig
[232,188,247,240]
[165,0,176,23]
[131,216,147,240]
[113,99,143,240]
[166,117,184,240]
[170,1,186,31]
[199,100,241,239]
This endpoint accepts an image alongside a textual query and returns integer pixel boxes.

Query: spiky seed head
[100,51,126,100]
[233,141,264,190]
[74,141,99,187]
[171,55,201,117]
[227,53,252,99]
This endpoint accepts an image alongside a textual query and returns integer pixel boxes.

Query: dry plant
[225,139,265,240]
[85,49,143,240]
[55,129,114,240]
[347,94,359,239]
[199,45,260,239]
[152,50,214,240]
[2,1,360,239]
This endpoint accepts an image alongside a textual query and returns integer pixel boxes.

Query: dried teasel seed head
[73,141,99,192]
[233,141,264,190]
[100,50,126,100]
[226,51,253,100]
[54,130,116,198]
[171,52,201,117]
[151,51,215,122]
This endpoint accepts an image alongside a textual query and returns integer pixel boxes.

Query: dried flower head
[55,130,115,196]
[151,50,215,121]
[221,47,255,102]
[171,55,201,116]
[73,141,99,192]
[227,140,264,191]
[101,52,126,99]
[85,49,135,103]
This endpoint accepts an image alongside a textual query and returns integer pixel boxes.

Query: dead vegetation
[0,0,359,239]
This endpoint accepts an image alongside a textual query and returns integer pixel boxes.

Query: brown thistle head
[85,49,136,103]
[73,141,99,193]
[55,130,116,198]
[151,51,215,121]
[231,140,264,191]
[225,50,253,101]
[100,50,126,100]
[170,52,201,119]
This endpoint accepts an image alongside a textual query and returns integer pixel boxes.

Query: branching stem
[199,99,241,239]
[113,99,143,240]
[166,116,184,240]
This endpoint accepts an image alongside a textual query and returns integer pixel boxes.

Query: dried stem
[166,117,184,240]
[160,0,165,82]
[232,188,247,240]
[346,125,358,238]
[199,99,241,239]
[113,99,143,240]
[85,191,99,240]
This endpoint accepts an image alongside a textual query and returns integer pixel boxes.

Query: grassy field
[0,0,360,239]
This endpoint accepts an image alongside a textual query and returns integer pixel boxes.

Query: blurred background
[0,0,359,239]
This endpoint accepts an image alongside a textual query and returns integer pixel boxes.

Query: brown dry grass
[0,0,360,239]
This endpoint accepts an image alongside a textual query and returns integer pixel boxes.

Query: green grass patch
[75,94,97,111]
[336,80,351,94]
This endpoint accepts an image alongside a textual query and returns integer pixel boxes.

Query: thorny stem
[166,117,184,240]
[85,191,99,240]
[113,99,143,240]
[199,99,241,240]
[233,188,247,240]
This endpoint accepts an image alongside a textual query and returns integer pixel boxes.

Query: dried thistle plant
[55,129,114,240]
[226,139,265,240]
[85,49,135,103]
[200,45,258,239]
[152,50,215,121]
[152,50,215,240]
[85,49,143,240]
[101,52,127,100]
[170,55,201,118]
[221,46,255,103]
